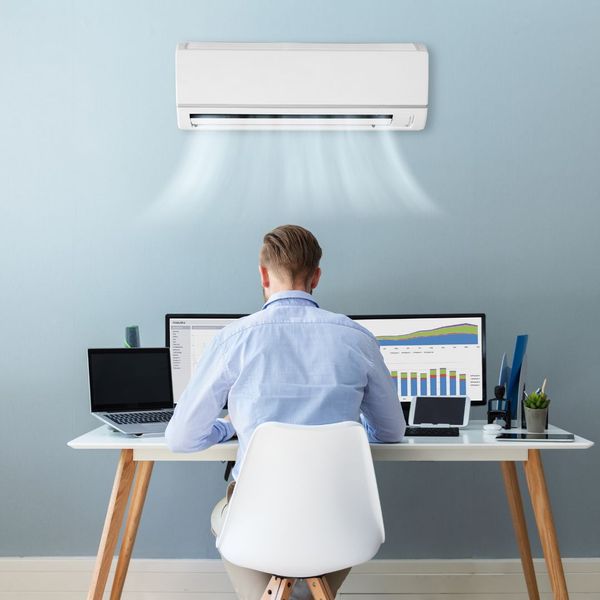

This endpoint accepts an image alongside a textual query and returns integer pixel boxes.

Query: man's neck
[263,286,311,302]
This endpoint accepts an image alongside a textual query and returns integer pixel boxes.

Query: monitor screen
[88,348,173,412]
[351,314,486,405]
[165,314,246,403]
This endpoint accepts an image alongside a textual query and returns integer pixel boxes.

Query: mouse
[483,423,503,433]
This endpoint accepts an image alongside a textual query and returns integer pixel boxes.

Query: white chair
[216,421,385,600]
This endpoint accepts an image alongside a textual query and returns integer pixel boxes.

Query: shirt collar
[262,290,320,310]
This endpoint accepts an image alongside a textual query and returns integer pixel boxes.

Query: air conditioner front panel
[177,43,428,107]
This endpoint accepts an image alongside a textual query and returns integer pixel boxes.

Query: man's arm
[360,341,406,443]
[165,337,236,452]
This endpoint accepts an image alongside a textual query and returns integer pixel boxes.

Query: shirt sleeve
[165,336,236,452]
[360,340,406,443]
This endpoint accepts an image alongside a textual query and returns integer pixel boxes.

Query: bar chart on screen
[392,367,470,397]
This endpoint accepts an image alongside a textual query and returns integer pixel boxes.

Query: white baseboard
[1,558,599,599]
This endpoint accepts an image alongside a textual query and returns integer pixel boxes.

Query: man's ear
[259,264,270,289]
[310,267,322,291]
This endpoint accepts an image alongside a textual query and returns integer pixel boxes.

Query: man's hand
[219,413,236,438]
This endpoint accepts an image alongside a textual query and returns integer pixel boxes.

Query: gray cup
[525,407,548,433]
[125,325,140,348]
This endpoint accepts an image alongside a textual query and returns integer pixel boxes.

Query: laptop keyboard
[106,411,173,425]
[405,426,459,437]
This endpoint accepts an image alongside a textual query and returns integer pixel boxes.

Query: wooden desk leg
[110,460,154,600]
[87,449,136,600]
[501,461,540,600]
[523,449,569,600]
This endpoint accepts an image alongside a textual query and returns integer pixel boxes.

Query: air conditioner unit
[176,42,428,131]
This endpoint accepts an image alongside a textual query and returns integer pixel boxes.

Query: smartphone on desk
[496,433,575,442]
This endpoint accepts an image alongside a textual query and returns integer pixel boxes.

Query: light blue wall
[1,0,599,558]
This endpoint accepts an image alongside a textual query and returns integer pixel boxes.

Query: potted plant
[523,391,550,433]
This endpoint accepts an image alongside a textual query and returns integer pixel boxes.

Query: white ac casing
[176,42,428,131]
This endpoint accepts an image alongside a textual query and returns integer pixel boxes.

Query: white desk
[69,422,593,600]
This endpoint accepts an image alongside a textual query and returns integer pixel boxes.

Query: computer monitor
[165,314,246,403]
[350,314,486,406]
[166,312,486,407]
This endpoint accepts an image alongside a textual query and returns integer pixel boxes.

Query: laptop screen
[88,348,174,412]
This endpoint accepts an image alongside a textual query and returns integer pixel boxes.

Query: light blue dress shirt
[165,290,405,479]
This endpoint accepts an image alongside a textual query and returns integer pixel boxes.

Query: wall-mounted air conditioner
[176,42,429,131]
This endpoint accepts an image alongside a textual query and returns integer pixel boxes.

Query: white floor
[1,558,600,599]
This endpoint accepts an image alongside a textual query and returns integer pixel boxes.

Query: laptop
[88,348,174,435]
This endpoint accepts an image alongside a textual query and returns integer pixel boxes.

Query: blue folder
[506,335,528,419]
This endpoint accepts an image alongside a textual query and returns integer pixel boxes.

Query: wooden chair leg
[501,461,540,599]
[523,449,569,599]
[261,576,282,600]
[261,576,296,600]
[306,576,334,600]
[110,461,154,600]
[87,449,136,600]
[278,577,296,599]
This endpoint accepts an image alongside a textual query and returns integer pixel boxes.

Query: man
[166,224,405,600]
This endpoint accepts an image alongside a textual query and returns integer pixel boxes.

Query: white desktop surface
[68,421,593,462]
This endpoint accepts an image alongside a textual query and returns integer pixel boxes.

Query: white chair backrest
[217,421,385,578]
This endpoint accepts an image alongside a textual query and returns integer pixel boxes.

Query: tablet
[496,433,574,442]
[408,396,470,427]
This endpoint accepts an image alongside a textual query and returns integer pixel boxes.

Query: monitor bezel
[88,347,174,412]
[165,313,248,347]
[349,313,487,406]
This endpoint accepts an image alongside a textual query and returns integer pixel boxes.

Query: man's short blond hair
[260,225,322,286]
